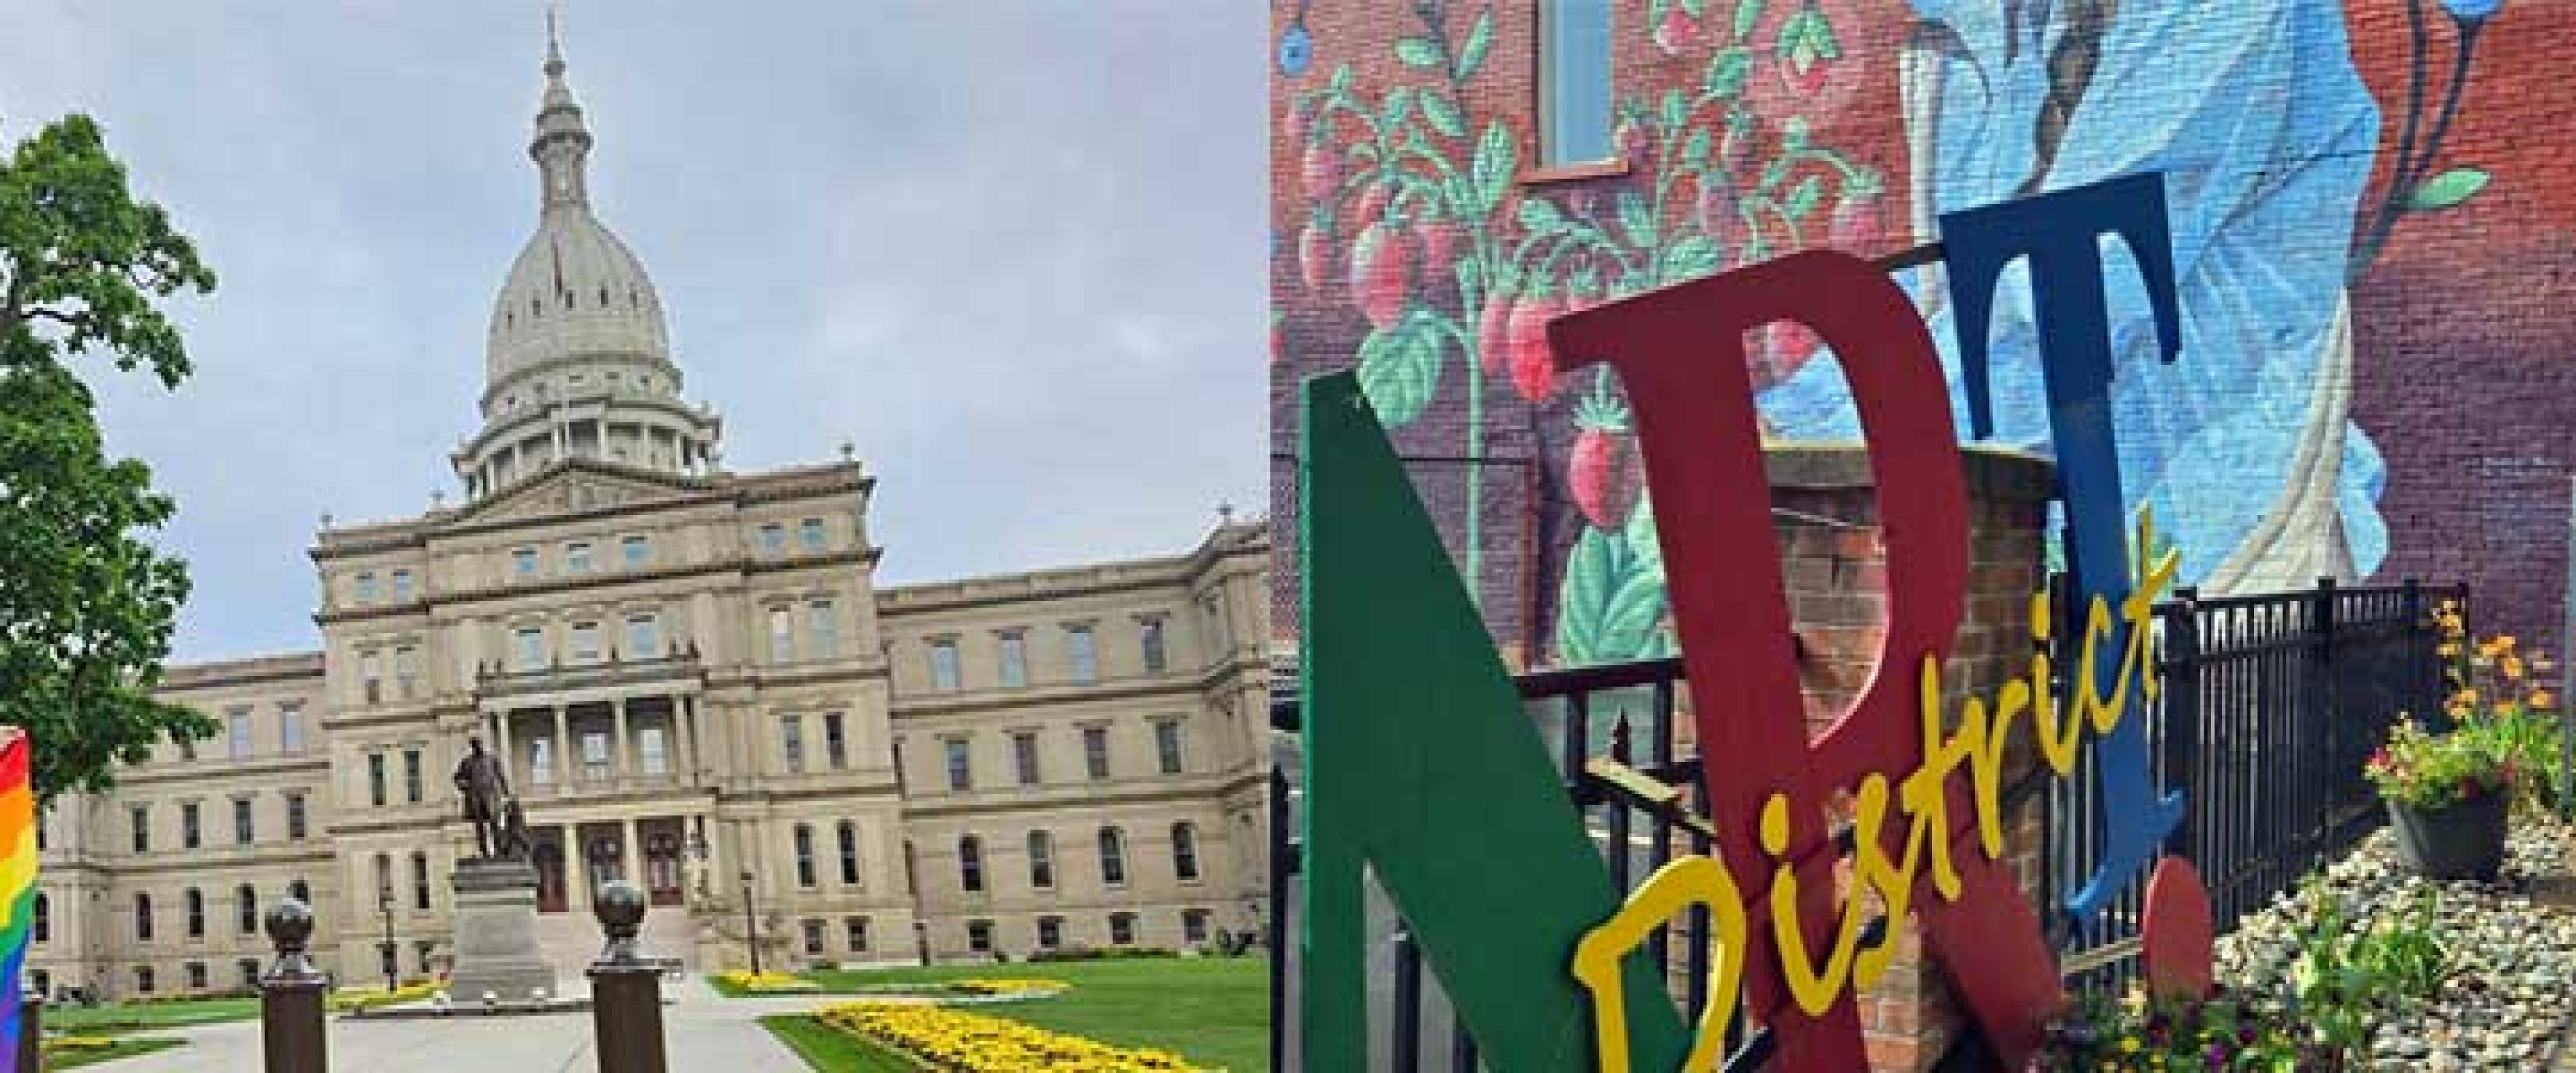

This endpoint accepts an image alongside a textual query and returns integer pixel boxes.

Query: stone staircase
[530,904,698,986]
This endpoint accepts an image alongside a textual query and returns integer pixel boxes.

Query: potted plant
[2365,718,2512,880]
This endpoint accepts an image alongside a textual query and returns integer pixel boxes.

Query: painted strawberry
[1297,221,1331,295]
[1348,221,1415,329]
[1507,288,1564,403]
[1302,143,1340,199]
[1569,393,1638,530]
[1653,5,1701,56]
[1352,182,1391,228]
[1774,3,1840,97]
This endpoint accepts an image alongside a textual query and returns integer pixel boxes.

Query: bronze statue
[453,736,517,860]
[496,797,534,860]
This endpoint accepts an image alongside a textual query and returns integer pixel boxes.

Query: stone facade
[26,28,1269,1001]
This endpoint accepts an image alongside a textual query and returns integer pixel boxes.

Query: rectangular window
[1065,625,1097,684]
[844,916,870,952]
[798,517,826,551]
[287,794,307,841]
[998,631,1027,688]
[625,614,660,660]
[570,622,601,663]
[368,753,387,807]
[280,703,304,753]
[758,523,786,556]
[824,712,848,771]
[233,797,254,844]
[135,966,154,995]
[566,541,592,573]
[512,547,538,577]
[780,715,806,774]
[1109,913,1136,946]
[582,731,610,781]
[1083,726,1111,781]
[794,826,817,888]
[837,822,861,885]
[131,805,150,853]
[413,854,431,911]
[1155,720,1185,775]
[403,749,423,803]
[639,727,667,776]
[1183,909,1211,945]
[1140,616,1169,673]
[1037,916,1063,950]
[808,600,839,658]
[394,646,418,695]
[179,735,195,762]
[391,569,413,602]
[361,649,382,703]
[227,708,253,758]
[1013,732,1041,787]
[928,639,961,690]
[768,607,793,662]
[186,962,207,991]
[802,919,825,955]
[967,920,994,953]
[356,572,378,603]
[180,801,201,850]
[945,738,972,791]
[621,534,650,567]
[515,628,544,671]
[1539,0,1615,167]
[531,738,555,786]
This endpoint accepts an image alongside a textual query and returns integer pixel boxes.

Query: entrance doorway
[533,840,568,913]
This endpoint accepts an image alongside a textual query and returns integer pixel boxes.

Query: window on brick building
[1108,912,1136,946]
[1097,827,1127,887]
[180,801,201,850]
[234,797,254,844]
[1065,624,1097,684]
[998,630,1027,687]
[1036,915,1063,950]
[794,824,817,888]
[1027,830,1055,890]
[837,821,861,885]
[185,888,205,938]
[1539,0,1614,167]
[1172,822,1201,881]
[1083,726,1112,781]
[824,712,848,770]
[1013,732,1041,786]
[844,916,870,952]
[958,835,985,893]
[1139,616,1169,673]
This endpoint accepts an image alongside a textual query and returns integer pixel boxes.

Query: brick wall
[1271,0,2576,658]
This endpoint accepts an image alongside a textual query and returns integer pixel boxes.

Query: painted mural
[1271,0,2574,663]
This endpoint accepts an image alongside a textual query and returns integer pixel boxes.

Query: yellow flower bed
[42,1035,123,1053]
[820,1001,1208,1072]
[715,970,820,994]
[949,977,1069,995]
[326,980,439,1011]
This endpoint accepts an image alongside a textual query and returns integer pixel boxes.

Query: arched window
[1026,830,1055,889]
[1171,822,1201,882]
[134,892,154,942]
[957,835,985,893]
[1097,827,1127,887]
[237,884,258,935]
[835,821,861,886]
[32,891,49,944]
[185,888,206,938]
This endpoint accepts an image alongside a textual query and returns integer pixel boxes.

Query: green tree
[0,113,217,801]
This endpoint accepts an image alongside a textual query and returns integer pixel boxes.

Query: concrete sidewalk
[94,978,832,1072]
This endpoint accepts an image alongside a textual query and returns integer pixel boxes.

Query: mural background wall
[1269,0,2576,662]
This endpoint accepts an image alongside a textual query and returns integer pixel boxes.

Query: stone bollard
[588,880,667,1073]
[17,984,41,1073]
[259,899,328,1073]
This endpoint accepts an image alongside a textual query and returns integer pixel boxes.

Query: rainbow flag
[0,730,33,1072]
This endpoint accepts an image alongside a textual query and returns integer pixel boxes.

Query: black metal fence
[1269,576,2462,1070]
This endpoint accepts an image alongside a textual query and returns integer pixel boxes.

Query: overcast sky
[0,1,1266,663]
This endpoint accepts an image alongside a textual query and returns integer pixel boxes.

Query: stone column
[613,697,633,783]
[553,705,572,787]
[621,817,641,889]
[494,710,516,787]
[571,824,595,914]
[678,695,699,782]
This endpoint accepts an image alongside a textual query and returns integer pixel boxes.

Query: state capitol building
[25,30,1271,999]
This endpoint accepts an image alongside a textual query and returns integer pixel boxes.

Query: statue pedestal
[447,858,556,1004]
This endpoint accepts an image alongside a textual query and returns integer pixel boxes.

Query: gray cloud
[0,0,1267,661]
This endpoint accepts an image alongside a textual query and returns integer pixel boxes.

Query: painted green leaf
[1556,522,1670,665]
[1419,91,1466,139]
[1356,315,1443,428]
[1456,9,1495,81]
[1660,88,1687,132]
[1617,191,1657,249]
[1383,86,1415,129]
[2405,168,2490,211]
[1705,46,1752,99]
[1395,36,1444,69]
[1782,115,1811,152]
[1472,122,1516,213]
[1682,126,1713,172]
[1657,235,1721,283]
[1733,0,1766,42]
[1624,493,1662,579]
[1784,173,1824,220]
[1650,0,1672,26]
[1518,196,1568,235]
[1682,0,1705,15]
[1331,61,1354,93]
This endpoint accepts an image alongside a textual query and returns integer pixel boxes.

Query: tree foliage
[0,113,217,801]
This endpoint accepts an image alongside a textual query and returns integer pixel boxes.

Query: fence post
[588,879,668,1073]
[2161,587,2202,864]
[258,899,327,1073]
[1267,761,1291,1073]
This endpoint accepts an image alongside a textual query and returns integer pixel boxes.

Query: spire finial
[545,6,565,72]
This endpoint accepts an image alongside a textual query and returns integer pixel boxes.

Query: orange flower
[2532,690,2557,710]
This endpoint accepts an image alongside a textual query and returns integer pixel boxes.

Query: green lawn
[48,1036,187,1068]
[759,1015,918,1073]
[47,996,262,1033]
[789,956,1268,1072]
